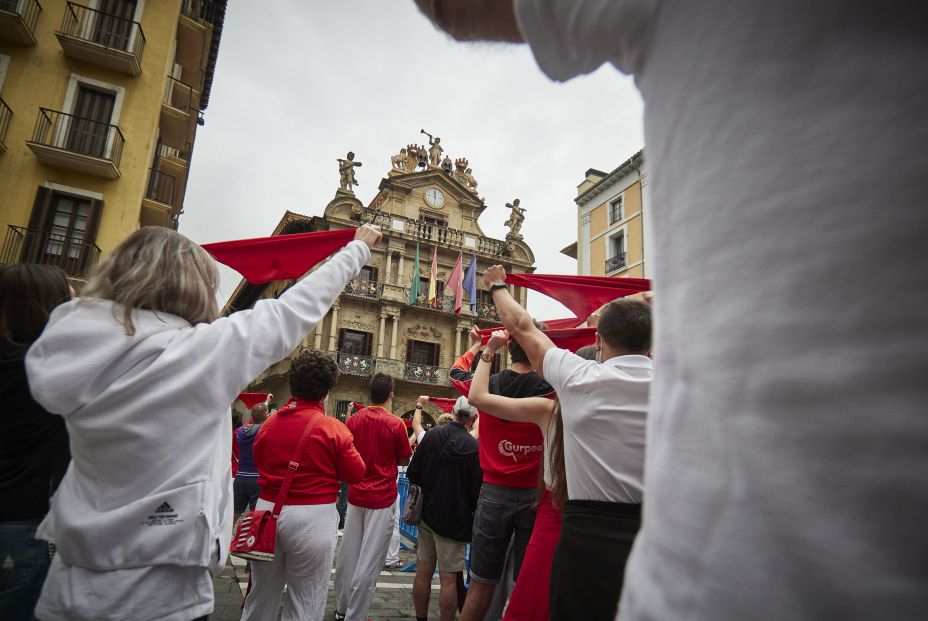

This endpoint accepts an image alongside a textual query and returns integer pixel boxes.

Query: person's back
[417,2,928,618]
[335,373,412,621]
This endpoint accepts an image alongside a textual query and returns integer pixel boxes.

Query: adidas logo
[154,502,174,514]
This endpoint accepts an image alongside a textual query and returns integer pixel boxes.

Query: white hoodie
[25,240,370,620]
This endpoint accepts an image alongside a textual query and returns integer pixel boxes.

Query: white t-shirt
[517,2,928,620]
[543,349,651,503]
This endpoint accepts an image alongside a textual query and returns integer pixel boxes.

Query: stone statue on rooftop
[421,129,443,167]
[337,151,362,192]
[505,198,526,239]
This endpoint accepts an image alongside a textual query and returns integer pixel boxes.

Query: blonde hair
[82,227,219,335]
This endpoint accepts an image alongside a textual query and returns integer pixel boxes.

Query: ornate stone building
[225,136,536,425]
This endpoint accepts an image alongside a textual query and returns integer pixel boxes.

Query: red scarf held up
[505,273,650,321]
[429,397,458,413]
[235,392,268,409]
[202,228,357,285]
[477,326,597,353]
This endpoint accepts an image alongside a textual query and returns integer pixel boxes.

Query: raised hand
[354,224,382,250]
[483,264,507,287]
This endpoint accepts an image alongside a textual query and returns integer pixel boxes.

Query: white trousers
[241,499,338,621]
[385,495,401,564]
[334,502,396,620]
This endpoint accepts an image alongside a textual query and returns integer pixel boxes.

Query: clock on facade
[425,187,445,207]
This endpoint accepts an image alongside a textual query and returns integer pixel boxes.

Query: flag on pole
[463,255,478,311]
[427,245,439,304]
[447,252,464,314]
[408,240,420,304]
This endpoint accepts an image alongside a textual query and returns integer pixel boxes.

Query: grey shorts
[469,482,537,583]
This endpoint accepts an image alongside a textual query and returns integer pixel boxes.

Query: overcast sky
[179,2,645,321]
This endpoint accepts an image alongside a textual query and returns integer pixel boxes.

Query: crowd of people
[3,1,926,620]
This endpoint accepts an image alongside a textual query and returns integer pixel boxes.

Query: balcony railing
[0,97,11,152]
[404,362,446,385]
[1,225,101,278]
[145,168,176,207]
[27,108,125,178]
[181,0,220,24]
[0,0,42,44]
[343,279,382,299]
[337,353,374,377]
[605,252,627,273]
[475,301,500,322]
[410,293,455,313]
[163,76,199,114]
[360,208,507,256]
[57,2,145,76]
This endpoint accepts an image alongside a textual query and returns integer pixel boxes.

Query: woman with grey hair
[25,224,381,621]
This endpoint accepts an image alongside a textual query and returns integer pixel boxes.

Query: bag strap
[272,410,324,519]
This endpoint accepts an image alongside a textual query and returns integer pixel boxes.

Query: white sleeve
[543,347,592,395]
[514,0,657,80]
[192,240,371,398]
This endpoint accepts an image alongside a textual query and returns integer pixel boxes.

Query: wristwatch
[415,404,423,409]
[480,351,495,363]
[489,282,508,293]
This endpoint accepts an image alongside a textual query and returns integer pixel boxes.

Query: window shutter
[406,339,413,362]
[363,332,372,356]
[86,198,104,244]
[28,187,53,231]
[433,343,441,367]
[337,328,346,352]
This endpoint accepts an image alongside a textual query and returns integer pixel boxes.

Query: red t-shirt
[478,413,545,489]
[346,406,413,509]
[254,400,366,505]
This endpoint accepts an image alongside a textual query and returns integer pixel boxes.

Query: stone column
[328,304,339,351]
[385,252,393,284]
[397,254,406,286]
[390,315,399,360]
[313,317,323,349]
[376,312,387,358]
[454,328,461,359]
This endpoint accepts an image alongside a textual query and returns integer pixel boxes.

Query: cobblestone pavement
[211,534,442,620]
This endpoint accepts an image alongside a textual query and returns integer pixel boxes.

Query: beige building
[562,149,651,278]
[226,141,537,425]
[0,0,225,280]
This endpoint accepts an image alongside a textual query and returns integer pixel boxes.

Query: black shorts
[233,476,260,514]
[469,482,537,583]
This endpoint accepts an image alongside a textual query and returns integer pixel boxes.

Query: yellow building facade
[0,0,225,280]
[226,140,537,426]
[562,149,650,279]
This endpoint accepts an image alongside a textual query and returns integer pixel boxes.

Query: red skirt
[502,488,563,621]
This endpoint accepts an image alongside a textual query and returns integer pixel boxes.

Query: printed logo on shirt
[141,501,185,527]
[498,439,544,462]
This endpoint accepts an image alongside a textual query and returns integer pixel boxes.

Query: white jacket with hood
[25,240,370,621]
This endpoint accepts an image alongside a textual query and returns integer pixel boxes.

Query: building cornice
[575,149,645,206]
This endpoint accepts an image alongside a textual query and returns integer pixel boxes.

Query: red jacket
[254,400,365,505]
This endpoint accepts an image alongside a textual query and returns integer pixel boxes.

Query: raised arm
[469,329,555,428]
[413,0,525,43]
[201,225,382,400]
[484,265,555,379]
[409,395,429,448]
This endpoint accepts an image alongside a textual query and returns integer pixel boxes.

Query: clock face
[425,187,445,207]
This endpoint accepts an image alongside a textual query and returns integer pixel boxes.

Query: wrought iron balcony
[1,225,101,278]
[343,279,382,299]
[403,362,446,385]
[337,353,374,377]
[181,0,220,23]
[145,168,177,207]
[605,252,627,273]
[475,301,500,322]
[410,293,455,313]
[160,77,199,147]
[0,0,41,44]
[56,2,145,76]
[0,97,10,152]
[27,108,125,178]
[359,208,508,257]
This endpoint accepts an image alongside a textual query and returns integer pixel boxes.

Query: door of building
[66,85,115,158]
[92,0,137,50]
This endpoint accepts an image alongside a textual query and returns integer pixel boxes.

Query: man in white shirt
[414,2,928,620]
[482,264,651,620]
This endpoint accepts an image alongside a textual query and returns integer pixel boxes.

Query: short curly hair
[289,349,339,402]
